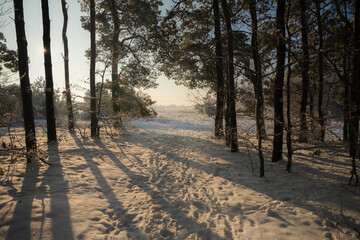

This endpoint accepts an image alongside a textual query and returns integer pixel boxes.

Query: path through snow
[0,108,359,239]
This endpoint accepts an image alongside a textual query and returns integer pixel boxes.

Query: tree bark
[13,0,37,163]
[221,0,238,152]
[90,0,98,137]
[109,0,122,128]
[349,0,360,184]
[333,0,351,142]
[248,0,264,176]
[225,97,231,146]
[271,0,286,162]
[41,0,57,142]
[61,0,74,132]
[314,0,325,142]
[299,0,309,142]
[285,0,293,172]
[213,0,224,138]
[343,57,350,142]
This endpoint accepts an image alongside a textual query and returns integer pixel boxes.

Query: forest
[0,0,359,239]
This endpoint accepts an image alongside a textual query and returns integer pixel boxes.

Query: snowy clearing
[0,108,359,240]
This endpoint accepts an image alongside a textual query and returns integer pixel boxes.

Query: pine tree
[213,0,225,138]
[285,0,293,172]
[248,0,264,176]
[349,0,359,184]
[109,0,122,127]
[61,0,75,132]
[221,0,238,152]
[41,0,57,142]
[298,0,310,142]
[13,0,37,163]
[90,0,98,137]
[314,0,325,142]
[271,0,286,162]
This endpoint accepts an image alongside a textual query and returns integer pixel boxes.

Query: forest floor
[0,107,359,240]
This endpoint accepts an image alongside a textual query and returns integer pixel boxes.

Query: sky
[0,0,200,106]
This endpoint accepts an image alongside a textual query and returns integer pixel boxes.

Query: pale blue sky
[1,0,199,106]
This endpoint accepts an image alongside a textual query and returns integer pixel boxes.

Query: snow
[0,107,359,240]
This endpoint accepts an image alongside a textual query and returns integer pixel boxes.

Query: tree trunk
[225,97,231,146]
[271,0,286,162]
[41,0,57,142]
[286,0,293,172]
[248,0,264,176]
[343,32,351,143]
[98,65,109,116]
[253,85,266,138]
[109,0,122,128]
[61,0,74,132]
[13,0,37,163]
[343,58,350,142]
[221,0,238,152]
[224,61,230,146]
[309,84,315,135]
[315,0,325,142]
[333,0,351,142]
[213,0,224,138]
[299,0,309,142]
[286,42,293,172]
[349,0,360,184]
[90,0,98,137]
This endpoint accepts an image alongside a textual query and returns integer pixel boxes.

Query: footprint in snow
[159,228,174,238]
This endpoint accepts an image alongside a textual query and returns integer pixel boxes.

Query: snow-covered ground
[0,107,359,240]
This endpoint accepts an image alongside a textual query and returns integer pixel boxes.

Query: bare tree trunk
[225,98,231,146]
[221,0,238,152]
[333,0,351,142]
[349,0,360,184]
[245,63,266,139]
[309,84,315,136]
[224,61,230,146]
[213,0,224,138]
[109,0,122,128]
[343,59,350,142]
[299,0,309,142]
[314,0,325,142]
[61,0,74,132]
[286,49,293,172]
[343,30,351,144]
[286,0,293,172]
[271,0,286,162]
[98,64,109,116]
[90,0,98,137]
[248,0,264,176]
[41,0,57,142]
[13,0,37,163]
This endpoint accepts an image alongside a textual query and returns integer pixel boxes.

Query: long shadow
[5,165,39,240]
[2,142,75,240]
[0,161,21,225]
[70,133,148,239]
[126,130,248,178]
[92,138,225,239]
[40,142,74,240]
[124,130,360,232]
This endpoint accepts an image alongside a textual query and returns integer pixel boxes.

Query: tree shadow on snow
[70,133,149,239]
[124,130,360,235]
[91,137,225,239]
[5,142,74,240]
[5,165,40,240]
[40,142,74,240]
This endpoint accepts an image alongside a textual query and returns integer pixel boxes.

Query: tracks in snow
[99,129,242,239]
